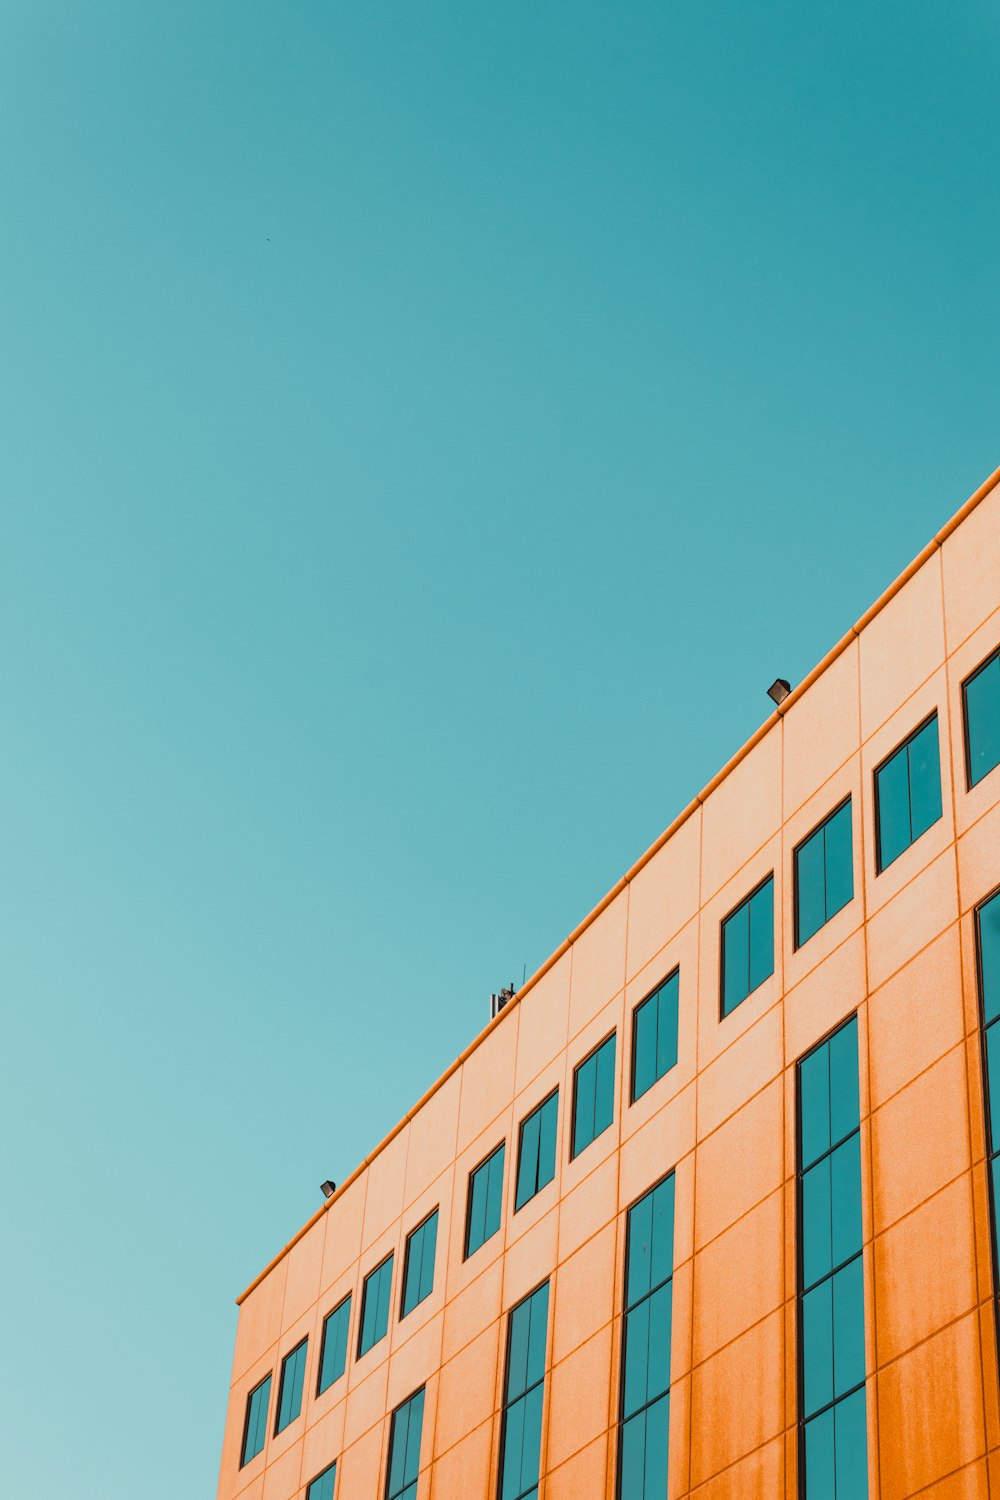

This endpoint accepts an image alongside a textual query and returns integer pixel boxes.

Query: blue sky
[0,3,997,1494]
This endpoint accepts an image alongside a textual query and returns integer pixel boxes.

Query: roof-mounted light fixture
[320,1180,337,1199]
[767,678,792,706]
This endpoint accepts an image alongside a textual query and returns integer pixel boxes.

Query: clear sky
[0,2,997,1494]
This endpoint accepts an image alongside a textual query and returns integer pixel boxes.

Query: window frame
[569,1029,617,1161]
[384,1384,426,1500]
[463,1140,506,1261]
[239,1372,272,1469]
[305,1460,337,1500]
[630,965,680,1105]
[274,1336,309,1436]
[614,1169,676,1500]
[356,1252,395,1361]
[962,644,1000,791]
[399,1206,440,1320]
[496,1278,551,1500]
[719,871,775,1019]
[873,709,942,874]
[514,1086,559,1213]
[794,1014,867,1497]
[975,882,1000,1363]
[316,1292,352,1398]
[792,795,854,951]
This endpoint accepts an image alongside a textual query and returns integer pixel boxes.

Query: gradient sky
[1,3,997,1495]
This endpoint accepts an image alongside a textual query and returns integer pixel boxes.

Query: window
[721,875,774,1017]
[571,1033,616,1159]
[874,713,942,872]
[274,1337,308,1434]
[797,1017,868,1497]
[515,1090,559,1211]
[317,1294,351,1396]
[794,799,854,949]
[465,1143,505,1258]
[964,646,1000,789]
[307,1462,337,1500]
[400,1209,439,1318]
[498,1281,550,1500]
[618,1173,675,1500]
[357,1254,394,1359]
[976,889,1000,1310]
[631,969,679,1103]
[385,1386,425,1500]
[240,1374,271,1468]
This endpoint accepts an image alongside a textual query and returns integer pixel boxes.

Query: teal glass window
[240,1373,271,1467]
[721,875,774,1017]
[357,1253,394,1358]
[401,1209,439,1318]
[874,714,942,872]
[498,1281,549,1500]
[306,1461,337,1500]
[631,969,679,1103]
[515,1090,559,1212]
[618,1172,675,1500]
[274,1337,308,1434]
[794,799,854,949]
[964,646,1000,789]
[317,1294,351,1396]
[977,890,1000,1325]
[386,1386,425,1500]
[465,1143,505,1258]
[571,1033,616,1159]
[797,1016,868,1497]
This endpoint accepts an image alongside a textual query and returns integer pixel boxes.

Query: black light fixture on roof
[320,1180,337,1199]
[767,678,792,706]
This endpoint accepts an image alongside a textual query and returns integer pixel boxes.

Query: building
[216,465,1000,1500]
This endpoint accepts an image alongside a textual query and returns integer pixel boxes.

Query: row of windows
[242,1021,636,1467]
[722,642,1000,1018]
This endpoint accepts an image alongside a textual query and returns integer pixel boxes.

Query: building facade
[217,466,1000,1500]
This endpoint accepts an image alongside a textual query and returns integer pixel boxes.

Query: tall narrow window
[515,1090,559,1211]
[465,1143,505,1258]
[874,714,942,872]
[275,1337,308,1434]
[571,1032,616,1159]
[240,1374,272,1467]
[794,799,854,949]
[307,1461,337,1500]
[358,1253,394,1359]
[618,1172,675,1500]
[963,646,1000,789]
[401,1209,439,1318]
[976,889,1000,1303]
[797,1016,868,1497]
[721,875,774,1016]
[498,1281,550,1500]
[385,1386,425,1500]
[631,969,679,1103]
[317,1294,351,1396]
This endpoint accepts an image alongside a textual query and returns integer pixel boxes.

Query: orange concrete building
[217,465,1000,1500]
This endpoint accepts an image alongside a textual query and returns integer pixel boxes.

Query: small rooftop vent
[490,983,517,1021]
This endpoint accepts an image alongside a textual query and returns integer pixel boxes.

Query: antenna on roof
[489,982,517,1021]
